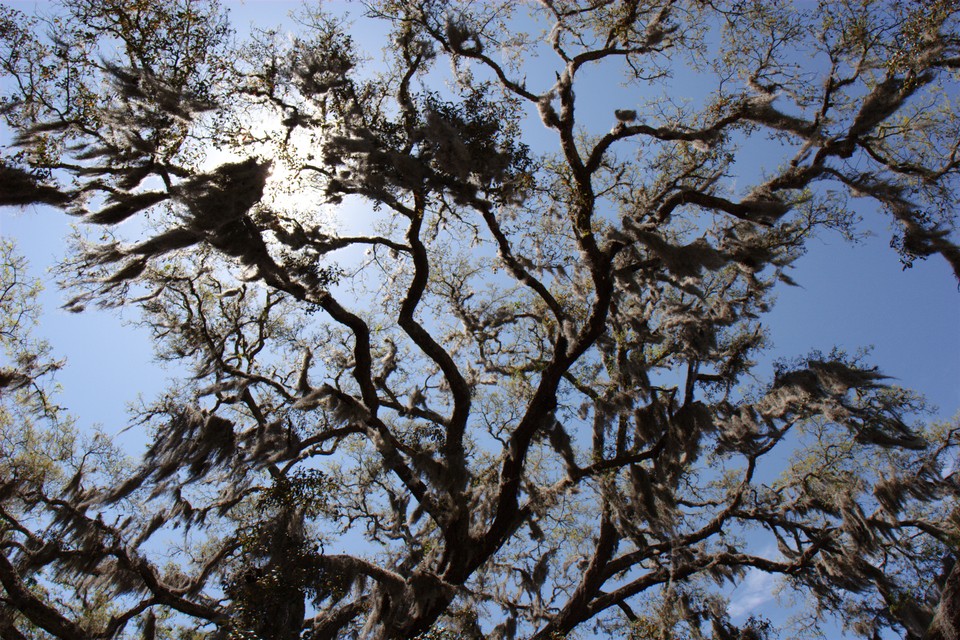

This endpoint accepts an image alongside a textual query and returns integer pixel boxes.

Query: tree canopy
[0,1,959,639]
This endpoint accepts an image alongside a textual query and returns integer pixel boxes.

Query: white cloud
[728,569,779,619]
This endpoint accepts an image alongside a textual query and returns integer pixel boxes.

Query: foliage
[0,1,959,639]
[0,240,136,638]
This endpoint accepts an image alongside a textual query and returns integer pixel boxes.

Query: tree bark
[926,556,960,640]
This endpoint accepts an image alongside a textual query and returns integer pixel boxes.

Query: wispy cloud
[728,569,779,619]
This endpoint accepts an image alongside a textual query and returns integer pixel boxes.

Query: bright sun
[201,107,328,218]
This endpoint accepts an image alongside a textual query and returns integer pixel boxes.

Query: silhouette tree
[0,0,958,638]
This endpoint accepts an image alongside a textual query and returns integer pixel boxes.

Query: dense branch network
[0,1,958,639]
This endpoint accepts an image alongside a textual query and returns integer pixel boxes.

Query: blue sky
[1,0,958,635]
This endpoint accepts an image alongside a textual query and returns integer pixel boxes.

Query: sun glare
[202,107,328,218]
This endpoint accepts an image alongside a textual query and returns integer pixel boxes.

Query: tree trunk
[926,556,960,640]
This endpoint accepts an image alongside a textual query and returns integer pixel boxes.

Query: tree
[0,238,135,639]
[0,0,958,638]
